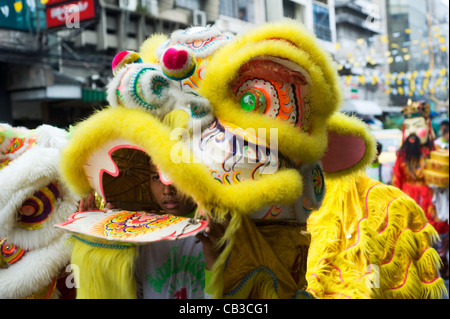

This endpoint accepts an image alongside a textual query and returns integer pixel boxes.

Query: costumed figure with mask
[392,100,449,279]
[0,123,79,298]
[58,20,446,299]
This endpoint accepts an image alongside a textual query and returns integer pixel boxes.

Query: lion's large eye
[231,58,312,132]
[239,89,267,113]
[18,203,37,216]
[17,182,60,230]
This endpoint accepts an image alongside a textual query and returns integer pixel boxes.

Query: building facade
[386,0,449,109]
[265,0,337,54]
[334,0,391,117]
[1,0,447,128]
[1,0,250,128]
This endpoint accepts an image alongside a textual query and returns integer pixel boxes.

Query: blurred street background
[1,0,449,297]
[1,0,448,130]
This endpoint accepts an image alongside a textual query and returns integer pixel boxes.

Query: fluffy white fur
[107,63,214,130]
[0,123,32,162]
[172,93,215,131]
[33,124,71,150]
[0,145,79,250]
[0,235,71,298]
[107,63,180,119]
[107,65,129,108]
[0,124,79,298]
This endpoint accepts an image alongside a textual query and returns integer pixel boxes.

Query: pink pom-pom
[161,47,196,80]
[111,50,143,76]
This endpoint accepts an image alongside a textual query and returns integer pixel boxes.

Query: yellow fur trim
[207,235,235,299]
[60,107,303,220]
[306,173,446,299]
[325,112,377,178]
[163,109,190,130]
[67,236,137,299]
[139,33,168,63]
[198,19,342,164]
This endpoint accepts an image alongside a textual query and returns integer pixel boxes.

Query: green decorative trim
[130,67,159,110]
[151,75,169,98]
[72,235,132,250]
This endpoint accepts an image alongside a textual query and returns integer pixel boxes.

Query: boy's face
[149,164,196,216]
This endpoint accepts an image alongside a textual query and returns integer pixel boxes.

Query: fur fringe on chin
[67,236,138,299]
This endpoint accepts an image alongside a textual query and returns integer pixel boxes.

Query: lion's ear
[321,112,377,177]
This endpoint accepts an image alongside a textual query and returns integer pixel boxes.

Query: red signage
[45,0,97,29]
[45,0,71,5]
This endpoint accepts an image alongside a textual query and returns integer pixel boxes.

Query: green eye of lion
[239,90,266,113]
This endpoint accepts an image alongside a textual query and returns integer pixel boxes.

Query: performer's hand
[78,192,115,212]
[196,215,229,270]
[78,192,96,211]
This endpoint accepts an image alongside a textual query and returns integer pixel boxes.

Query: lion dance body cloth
[58,20,446,299]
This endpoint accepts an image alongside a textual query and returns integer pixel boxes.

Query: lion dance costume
[58,20,446,299]
[0,123,79,298]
